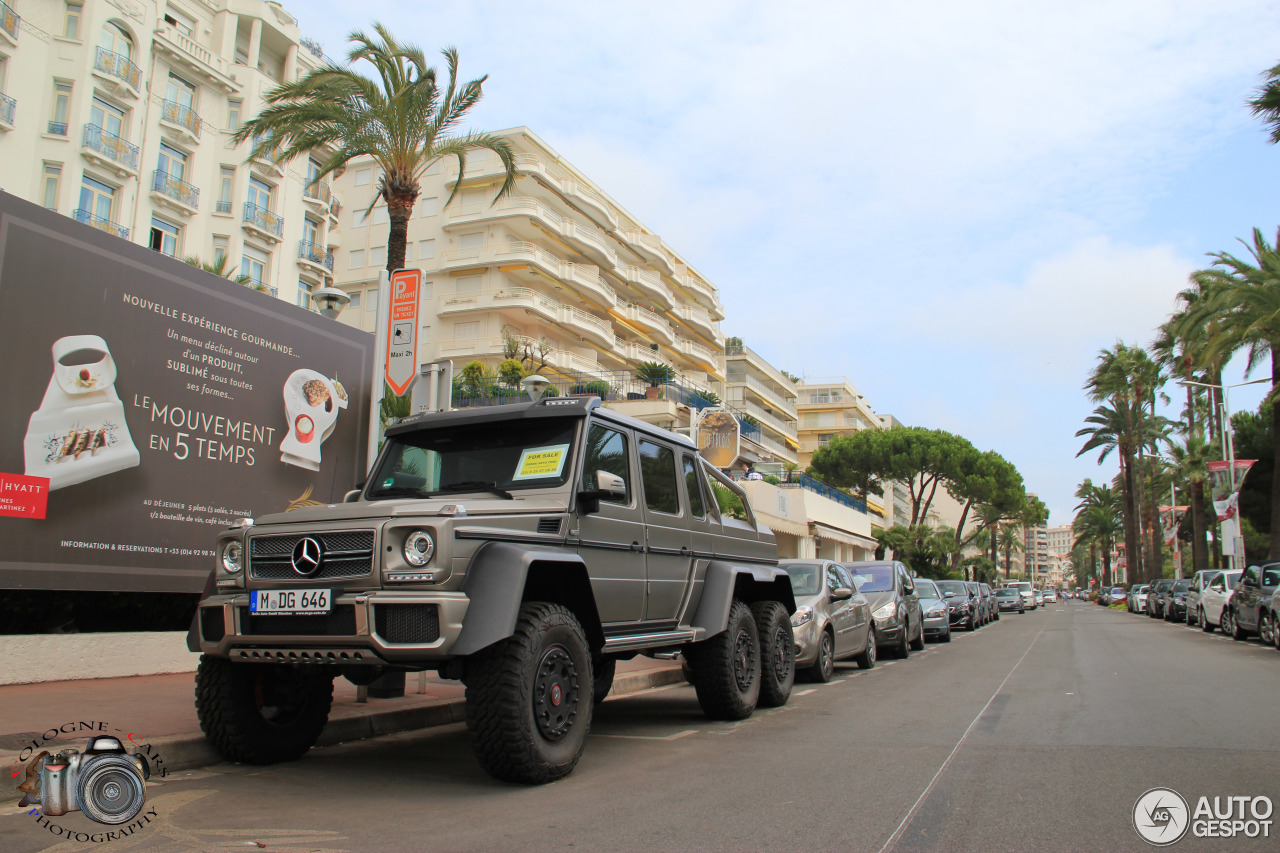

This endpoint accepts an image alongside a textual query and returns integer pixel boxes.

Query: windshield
[368,417,578,500]
[1007,582,1031,592]
[1171,580,1190,592]
[785,563,823,597]
[847,565,894,592]
[936,580,968,597]
[914,579,940,599]
[996,589,1018,597]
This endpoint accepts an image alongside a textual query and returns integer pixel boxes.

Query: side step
[603,630,697,653]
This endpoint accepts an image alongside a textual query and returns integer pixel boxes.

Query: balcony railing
[730,468,867,513]
[0,92,14,126]
[304,180,332,205]
[298,240,334,271]
[93,48,141,91]
[158,99,201,136]
[73,208,129,240]
[0,1,18,42]
[215,199,231,214]
[82,124,139,170]
[242,202,283,237]
[151,170,199,209]
[451,369,722,414]
[48,121,67,136]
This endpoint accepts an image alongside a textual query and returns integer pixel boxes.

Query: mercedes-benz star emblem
[291,536,324,577]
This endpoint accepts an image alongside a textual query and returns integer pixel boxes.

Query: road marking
[795,688,817,696]
[877,620,1050,853]
[595,729,698,741]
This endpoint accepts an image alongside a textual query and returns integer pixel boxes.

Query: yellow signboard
[513,444,570,481]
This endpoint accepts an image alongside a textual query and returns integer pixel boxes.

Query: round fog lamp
[403,531,434,567]
[222,541,243,574]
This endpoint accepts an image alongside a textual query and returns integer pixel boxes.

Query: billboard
[697,409,741,469]
[0,193,373,592]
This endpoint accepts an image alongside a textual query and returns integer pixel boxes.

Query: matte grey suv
[190,397,796,784]
[841,561,924,658]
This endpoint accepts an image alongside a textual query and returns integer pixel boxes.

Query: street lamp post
[1176,377,1271,571]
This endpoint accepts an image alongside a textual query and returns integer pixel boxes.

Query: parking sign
[385,269,420,396]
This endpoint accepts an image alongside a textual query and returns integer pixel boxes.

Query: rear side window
[582,423,631,505]
[683,455,706,518]
[639,440,680,514]
[1264,567,1280,586]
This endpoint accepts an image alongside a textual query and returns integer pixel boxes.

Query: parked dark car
[995,587,1025,614]
[1147,579,1175,618]
[913,578,952,643]
[1224,562,1280,645]
[965,581,988,626]
[936,579,980,630]
[842,561,925,658]
[1163,579,1191,622]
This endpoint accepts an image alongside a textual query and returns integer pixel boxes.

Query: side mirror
[831,587,853,602]
[578,470,627,514]
[343,489,362,503]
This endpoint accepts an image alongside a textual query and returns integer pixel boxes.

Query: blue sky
[297,0,1280,524]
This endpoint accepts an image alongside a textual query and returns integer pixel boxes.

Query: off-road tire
[680,655,695,683]
[688,600,760,720]
[465,602,593,785]
[854,630,877,667]
[909,622,926,651]
[593,657,616,709]
[750,600,794,707]
[195,655,334,765]
[807,627,836,683]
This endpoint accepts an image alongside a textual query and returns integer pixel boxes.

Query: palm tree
[1074,488,1122,589]
[183,255,254,287]
[1196,228,1280,559]
[1248,62,1280,144]
[234,25,517,272]
[997,523,1023,578]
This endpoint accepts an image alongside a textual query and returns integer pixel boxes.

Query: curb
[152,664,686,774]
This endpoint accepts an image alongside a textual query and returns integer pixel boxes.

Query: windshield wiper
[368,486,428,500]
[430,480,513,500]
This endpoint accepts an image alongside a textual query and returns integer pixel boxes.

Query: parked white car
[1005,581,1036,610]
[1197,570,1242,632]
[1184,569,1222,626]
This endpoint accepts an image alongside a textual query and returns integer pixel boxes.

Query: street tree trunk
[385,191,417,273]
[1189,479,1209,574]
[1270,347,1280,560]
[1120,448,1142,584]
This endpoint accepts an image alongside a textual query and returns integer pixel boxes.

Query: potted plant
[634,362,671,400]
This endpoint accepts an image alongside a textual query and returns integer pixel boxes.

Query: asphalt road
[4,601,1279,852]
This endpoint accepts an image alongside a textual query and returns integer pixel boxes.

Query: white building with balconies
[723,339,800,467]
[330,127,727,396]
[0,0,338,306]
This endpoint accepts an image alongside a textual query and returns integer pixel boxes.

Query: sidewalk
[0,657,684,772]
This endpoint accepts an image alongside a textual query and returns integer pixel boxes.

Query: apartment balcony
[250,134,286,177]
[92,48,142,99]
[737,373,798,417]
[615,303,675,345]
[617,230,673,276]
[757,433,799,464]
[559,303,617,348]
[439,287,616,350]
[150,170,199,215]
[441,241,614,306]
[0,93,13,131]
[738,397,798,439]
[670,267,725,319]
[0,1,17,47]
[242,202,283,243]
[726,344,799,397]
[48,121,68,136]
[673,337,719,371]
[443,195,556,234]
[81,124,139,177]
[158,99,202,142]
[618,340,673,370]
[508,154,618,232]
[617,265,675,310]
[303,180,332,211]
[561,220,617,269]
[561,261,617,307]
[672,302,719,340]
[153,23,239,93]
[298,240,334,275]
[73,208,128,240]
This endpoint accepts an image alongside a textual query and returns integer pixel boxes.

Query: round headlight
[403,531,434,567]
[222,541,243,574]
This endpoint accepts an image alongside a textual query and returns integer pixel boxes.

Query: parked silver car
[782,560,875,681]
[842,561,925,658]
[913,578,953,643]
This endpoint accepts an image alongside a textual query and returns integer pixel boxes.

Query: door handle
[680,547,692,556]
[630,542,644,552]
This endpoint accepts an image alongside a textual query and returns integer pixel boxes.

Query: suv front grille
[248,531,375,580]
[239,605,357,636]
[374,604,440,644]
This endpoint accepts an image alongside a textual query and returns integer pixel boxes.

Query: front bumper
[947,607,973,627]
[922,613,949,635]
[792,618,822,667]
[195,590,471,664]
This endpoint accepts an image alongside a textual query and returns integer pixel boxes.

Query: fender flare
[690,560,796,638]
[451,541,599,656]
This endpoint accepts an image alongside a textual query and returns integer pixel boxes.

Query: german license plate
[250,589,330,615]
